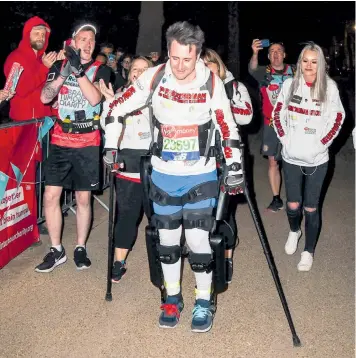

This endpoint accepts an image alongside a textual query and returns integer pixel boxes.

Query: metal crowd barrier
[0,117,110,229]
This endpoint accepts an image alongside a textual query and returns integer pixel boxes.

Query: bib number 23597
[161,124,200,161]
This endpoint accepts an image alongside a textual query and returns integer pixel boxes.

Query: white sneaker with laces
[285,230,302,255]
[297,251,313,271]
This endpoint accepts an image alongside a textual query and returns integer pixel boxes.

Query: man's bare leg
[35,185,66,273]
[267,156,283,211]
[75,191,92,245]
[44,185,64,245]
[268,156,281,196]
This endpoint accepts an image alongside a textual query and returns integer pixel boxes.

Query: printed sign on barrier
[0,123,39,269]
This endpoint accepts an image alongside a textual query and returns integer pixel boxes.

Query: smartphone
[260,39,270,48]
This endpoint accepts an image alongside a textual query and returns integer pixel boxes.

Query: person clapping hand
[0,89,15,103]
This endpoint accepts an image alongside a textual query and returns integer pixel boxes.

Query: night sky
[0,1,354,83]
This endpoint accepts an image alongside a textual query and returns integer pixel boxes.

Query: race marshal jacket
[224,70,253,126]
[101,60,242,176]
[272,77,345,167]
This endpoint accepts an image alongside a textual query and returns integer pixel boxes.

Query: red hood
[18,16,51,59]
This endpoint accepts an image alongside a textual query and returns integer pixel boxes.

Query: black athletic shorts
[261,124,279,157]
[45,144,100,191]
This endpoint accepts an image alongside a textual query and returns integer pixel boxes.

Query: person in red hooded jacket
[4,16,58,237]
[4,16,57,121]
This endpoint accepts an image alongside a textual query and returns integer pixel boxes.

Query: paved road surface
[0,135,354,358]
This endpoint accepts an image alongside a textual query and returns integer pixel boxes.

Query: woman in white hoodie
[272,42,345,271]
[99,56,153,282]
[202,48,253,283]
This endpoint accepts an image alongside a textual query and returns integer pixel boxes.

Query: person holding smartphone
[106,52,125,92]
[249,40,295,212]
[35,23,111,273]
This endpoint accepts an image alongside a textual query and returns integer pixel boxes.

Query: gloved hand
[103,149,124,172]
[59,60,72,79]
[222,174,244,195]
[220,163,244,195]
[65,45,84,77]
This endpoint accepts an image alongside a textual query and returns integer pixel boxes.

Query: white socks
[160,226,182,296]
[53,245,62,252]
[159,227,213,300]
[185,228,212,301]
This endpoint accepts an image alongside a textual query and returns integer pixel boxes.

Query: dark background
[0,1,354,83]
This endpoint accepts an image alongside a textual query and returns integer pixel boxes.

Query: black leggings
[282,160,328,253]
[114,177,144,250]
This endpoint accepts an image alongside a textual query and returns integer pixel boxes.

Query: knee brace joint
[152,214,182,230]
[183,210,214,231]
[158,244,181,264]
[188,252,213,273]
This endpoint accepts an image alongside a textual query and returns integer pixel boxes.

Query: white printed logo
[47,72,55,82]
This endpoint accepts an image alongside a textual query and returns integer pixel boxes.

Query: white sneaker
[297,251,313,271]
[285,230,302,255]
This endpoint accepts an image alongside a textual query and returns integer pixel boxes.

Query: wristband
[75,71,86,78]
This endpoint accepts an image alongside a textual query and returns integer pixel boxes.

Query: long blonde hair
[201,48,227,80]
[287,42,329,104]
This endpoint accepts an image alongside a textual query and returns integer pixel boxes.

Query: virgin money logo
[162,125,176,138]
[161,125,198,139]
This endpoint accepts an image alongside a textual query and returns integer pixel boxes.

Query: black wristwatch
[75,71,86,78]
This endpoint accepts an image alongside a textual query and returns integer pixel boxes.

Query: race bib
[161,124,200,161]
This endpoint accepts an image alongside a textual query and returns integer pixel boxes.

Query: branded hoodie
[224,70,253,126]
[116,90,151,182]
[101,60,242,176]
[272,77,345,167]
[4,16,52,121]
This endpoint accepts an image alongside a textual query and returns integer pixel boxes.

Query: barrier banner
[0,124,40,269]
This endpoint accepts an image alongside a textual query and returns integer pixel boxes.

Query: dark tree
[227,1,239,79]
[136,1,164,55]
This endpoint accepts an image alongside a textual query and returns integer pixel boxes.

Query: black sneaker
[226,258,233,284]
[267,197,284,212]
[35,247,67,273]
[74,247,91,270]
[111,261,127,283]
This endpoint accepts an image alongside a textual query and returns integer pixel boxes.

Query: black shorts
[261,124,279,157]
[45,145,100,191]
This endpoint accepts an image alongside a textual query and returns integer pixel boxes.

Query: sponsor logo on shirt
[158,86,207,104]
[304,127,316,135]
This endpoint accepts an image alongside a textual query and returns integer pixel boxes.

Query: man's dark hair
[96,52,108,64]
[100,42,114,51]
[269,42,286,52]
[166,21,205,55]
